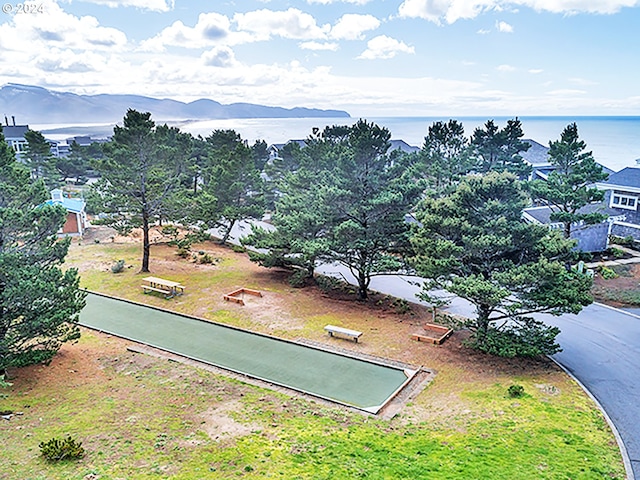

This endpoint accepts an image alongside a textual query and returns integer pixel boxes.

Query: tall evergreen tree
[323,120,423,299]
[529,123,609,239]
[92,109,188,272]
[196,130,264,244]
[418,119,470,191]
[411,172,593,357]
[0,130,86,373]
[470,119,531,178]
[24,129,56,185]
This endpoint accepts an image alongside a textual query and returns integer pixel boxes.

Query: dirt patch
[199,401,260,442]
[592,263,640,307]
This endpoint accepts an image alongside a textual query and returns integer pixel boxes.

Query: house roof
[1,125,29,139]
[600,167,640,189]
[520,139,550,166]
[389,139,419,153]
[45,197,86,213]
[523,203,618,225]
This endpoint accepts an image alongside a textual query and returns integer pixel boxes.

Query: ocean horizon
[36,115,640,172]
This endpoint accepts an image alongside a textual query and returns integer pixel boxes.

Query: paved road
[219,219,638,479]
[542,306,640,479]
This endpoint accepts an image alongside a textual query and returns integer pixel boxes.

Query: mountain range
[0,84,350,125]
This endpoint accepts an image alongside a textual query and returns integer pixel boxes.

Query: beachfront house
[2,117,30,161]
[522,204,622,252]
[45,189,88,236]
[595,166,640,242]
[520,138,615,181]
[519,138,620,252]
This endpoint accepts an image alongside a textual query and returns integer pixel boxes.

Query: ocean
[37,116,640,172]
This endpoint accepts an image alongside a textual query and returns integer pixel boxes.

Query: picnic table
[141,276,185,299]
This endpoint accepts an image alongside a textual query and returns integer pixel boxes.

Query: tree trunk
[356,270,369,300]
[221,219,236,245]
[141,210,151,273]
[474,305,492,346]
[564,221,571,239]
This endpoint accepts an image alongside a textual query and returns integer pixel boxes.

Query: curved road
[222,220,638,478]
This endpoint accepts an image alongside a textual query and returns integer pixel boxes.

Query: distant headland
[0,83,350,124]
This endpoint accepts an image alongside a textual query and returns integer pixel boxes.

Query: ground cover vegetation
[0,236,626,479]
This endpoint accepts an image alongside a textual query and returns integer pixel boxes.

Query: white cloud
[358,35,415,60]
[78,0,174,12]
[330,14,380,40]
[568,77,598,85]
[201,46,237,68]
[399,0,498,24]
[477,28,491,34]
[546,89,587,96]
[0,0,127,52]
[140,12,232,51]
[497,64,516,71]
[398,0,640,24]
[300,41,340,51]
[529,68,543,74]
[233,8,329,41]
[496,20,513,32]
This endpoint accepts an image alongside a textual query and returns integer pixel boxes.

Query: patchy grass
[0,231,626,479]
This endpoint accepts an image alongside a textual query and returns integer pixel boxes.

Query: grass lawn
[0,229,627,479]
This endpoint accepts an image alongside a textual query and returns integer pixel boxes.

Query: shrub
[610,247,626,258]
[231,245,246,253]
[508,384,525,398]
[288,269,308,288]
[111,259,125,274]
[315,275,342,292]
[391,298,411,315]
[598,266,618,280]
[39,436,85,462]
[610,235,635,247]
[199,253,214,264]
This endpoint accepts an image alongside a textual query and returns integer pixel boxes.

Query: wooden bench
[324,325,363,343]
[142,285,173,298]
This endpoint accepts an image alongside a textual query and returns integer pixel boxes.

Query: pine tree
[0,129,86,373]
[470,119,531,178]
[92,110,190,272]
[529,123,609,239]
[411,172,593,357]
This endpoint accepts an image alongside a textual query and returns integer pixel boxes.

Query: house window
[611,194,638,211]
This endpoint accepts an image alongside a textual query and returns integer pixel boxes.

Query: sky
[0,0,639,117]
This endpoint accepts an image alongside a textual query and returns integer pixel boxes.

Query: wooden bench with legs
[141,285,173,297]
[141,276,185,299]
[324,325,363,343]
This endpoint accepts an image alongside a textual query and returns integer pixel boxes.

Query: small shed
[45,189,88,236]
